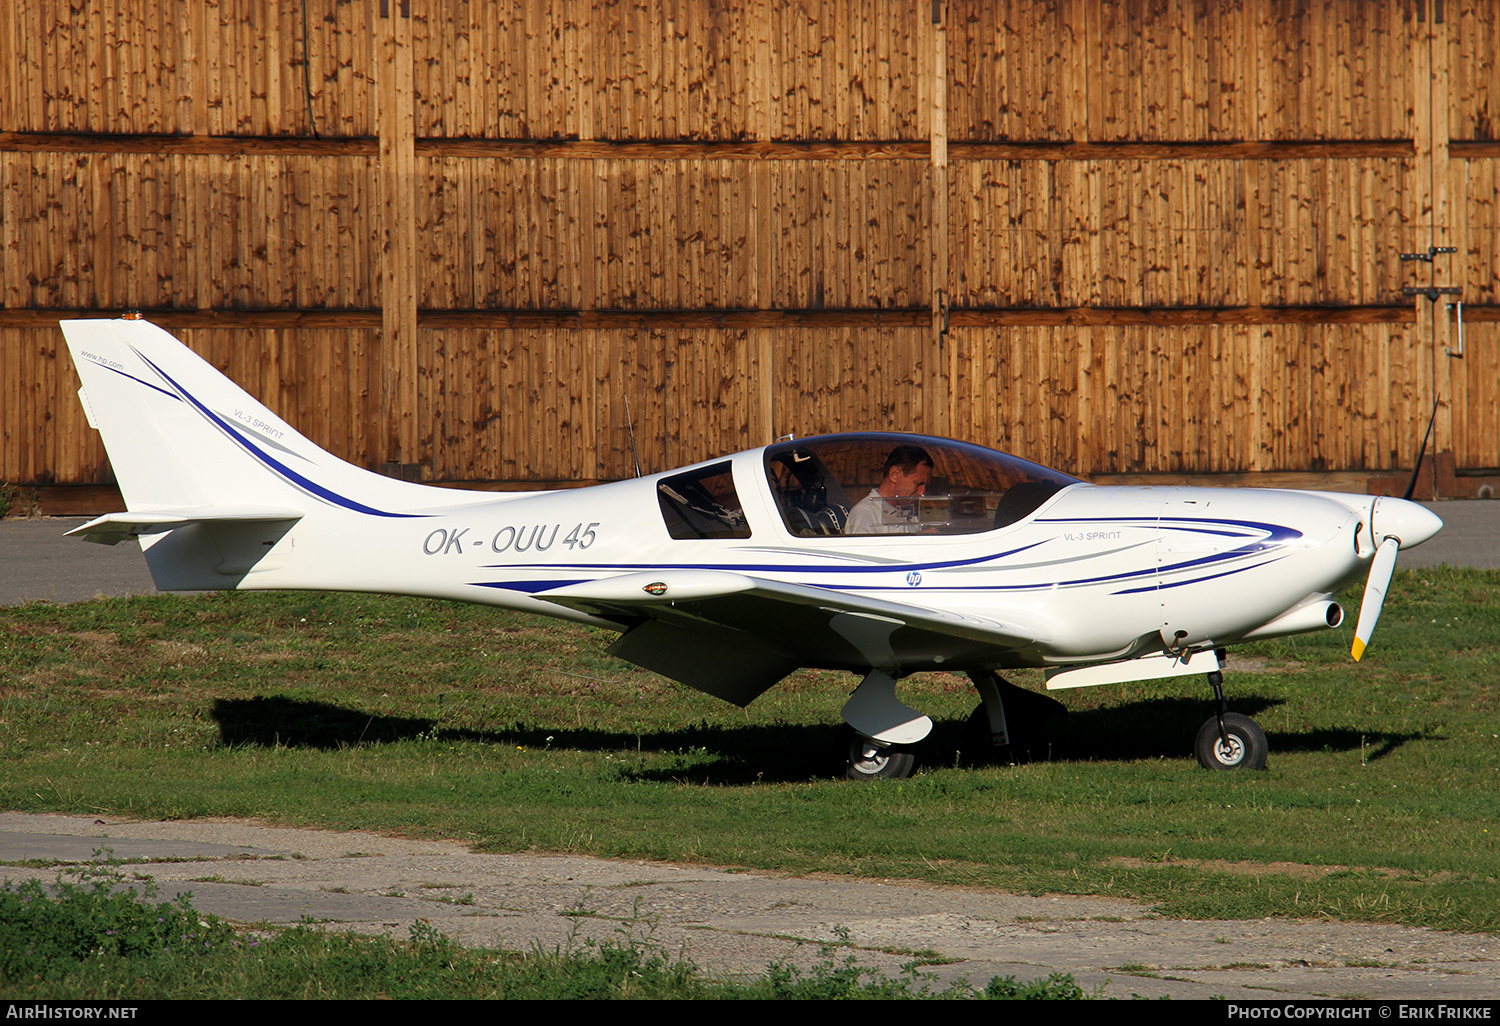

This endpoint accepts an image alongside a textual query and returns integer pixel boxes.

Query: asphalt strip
[1,812,1495,1000]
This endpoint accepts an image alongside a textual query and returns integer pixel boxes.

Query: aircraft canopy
[762,433,1081,537]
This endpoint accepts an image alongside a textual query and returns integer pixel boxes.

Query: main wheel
[1194,712,1268,770]
[843,727,915,781]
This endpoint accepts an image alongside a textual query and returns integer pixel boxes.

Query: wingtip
[1350,638,1366,662]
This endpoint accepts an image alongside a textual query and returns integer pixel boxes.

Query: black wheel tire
[843,727,915,781]
[1194,712,1268,770]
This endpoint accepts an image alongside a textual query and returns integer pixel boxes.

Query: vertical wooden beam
[754,0,774,442]
[574,0,596,312]
[0,2,16,133]
[1429,0,1455,460]
[1447,2,1476,471]
[182,0,208,191]
[1410,0,1442,495]
[1062,0,1089,143]
[378,0,418,471]
[928,0,950,437]
[1410,0,1429,485]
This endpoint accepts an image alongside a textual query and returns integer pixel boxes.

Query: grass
[0,484,38,520]
[0,567,1497,934]
[0,868,1085,999]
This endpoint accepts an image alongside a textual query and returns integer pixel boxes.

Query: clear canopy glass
[763,433,1081,538]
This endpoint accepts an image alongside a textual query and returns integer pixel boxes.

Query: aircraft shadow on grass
[210,693,1434,785]
[212,696,435,750]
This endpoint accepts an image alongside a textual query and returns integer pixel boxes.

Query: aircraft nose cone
[1371,497,1443,549]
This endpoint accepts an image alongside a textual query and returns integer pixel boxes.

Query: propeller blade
[1351,536,1400,661]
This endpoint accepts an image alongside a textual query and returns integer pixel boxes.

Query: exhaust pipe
[1240,601,1344,643]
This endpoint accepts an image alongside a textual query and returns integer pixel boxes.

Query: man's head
[878,444,933,498]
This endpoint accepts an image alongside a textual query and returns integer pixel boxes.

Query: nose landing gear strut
[1195,652,1268,770]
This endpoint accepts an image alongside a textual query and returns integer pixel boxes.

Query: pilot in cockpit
[843,444,933,535]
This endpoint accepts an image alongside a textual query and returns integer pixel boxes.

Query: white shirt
[844,489,919,535]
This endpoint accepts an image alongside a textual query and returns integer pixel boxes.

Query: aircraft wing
[534,570,1044,705]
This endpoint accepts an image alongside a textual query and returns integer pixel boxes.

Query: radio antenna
[624,392,643,478]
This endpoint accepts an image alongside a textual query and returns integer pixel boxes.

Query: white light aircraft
[61,318,1442,779]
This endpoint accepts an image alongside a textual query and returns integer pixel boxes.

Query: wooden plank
[0,329,19,482]
[92,0,113,133]
[0,132,381,156]
[0,303,1434,332]
[1464,157,1498,304]
[1408,0,1435,490]
[928,2,949,435]
[1458,322,1499,468]
[377,3,418,467]
[1451,0,1498,142]
[1,131,1426,161]
[1231,323,1255,470]
[140,0,162,132]
[202,0,224,134]
[1430,0,1456,456]
[1,1,26,131]
[0,155,17,308]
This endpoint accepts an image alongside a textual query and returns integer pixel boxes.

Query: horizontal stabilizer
[66,506,305,546]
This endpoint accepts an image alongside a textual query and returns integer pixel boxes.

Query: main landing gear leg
[1194,648,1268,770]
[966,670,1069,762]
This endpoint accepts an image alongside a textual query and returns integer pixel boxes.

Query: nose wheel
[1194,711,1267,770]
[1196,660,1268,770]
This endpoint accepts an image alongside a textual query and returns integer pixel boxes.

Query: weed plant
[0,484,36,519]
[0,866,244,993]
[1,567,1497,933]
[0,868,1082,999]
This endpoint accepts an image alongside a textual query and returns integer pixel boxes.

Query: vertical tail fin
[60,318,463,587]
[61,318,443,522]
